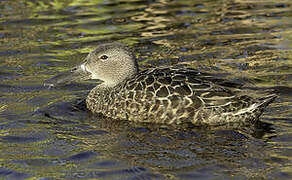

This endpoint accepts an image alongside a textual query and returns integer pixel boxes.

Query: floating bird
[45,43,276,128]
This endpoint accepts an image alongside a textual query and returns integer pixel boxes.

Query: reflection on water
[0,0,291,179]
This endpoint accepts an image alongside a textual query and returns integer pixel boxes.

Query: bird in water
[45,42,276,128]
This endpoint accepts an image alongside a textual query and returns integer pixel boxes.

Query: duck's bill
[44,65,92,87]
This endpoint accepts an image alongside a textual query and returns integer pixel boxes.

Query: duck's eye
[100,55,108,60]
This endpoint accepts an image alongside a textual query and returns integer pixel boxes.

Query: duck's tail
[193,94,277,128]
[249,94,277,121]
[225,94,277,127]
[256,94,277,110]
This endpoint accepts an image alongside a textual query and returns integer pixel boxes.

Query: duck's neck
[101,69,138,88]
[101,81,119,88]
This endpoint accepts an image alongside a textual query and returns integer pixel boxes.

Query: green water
[0,0,291,179]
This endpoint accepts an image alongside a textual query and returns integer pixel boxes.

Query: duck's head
[45,43,138,87]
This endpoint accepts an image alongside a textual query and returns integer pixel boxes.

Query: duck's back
[86,67,275,127]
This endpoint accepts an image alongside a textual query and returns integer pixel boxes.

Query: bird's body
[45,43,276,128]
[86,66,275,127]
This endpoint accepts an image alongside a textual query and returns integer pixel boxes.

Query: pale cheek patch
[80,63,87,72]
[81,63,94,79]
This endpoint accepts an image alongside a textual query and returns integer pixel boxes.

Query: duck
[45,42,276,128]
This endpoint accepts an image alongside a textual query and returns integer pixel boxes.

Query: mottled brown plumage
[45,43,276,128]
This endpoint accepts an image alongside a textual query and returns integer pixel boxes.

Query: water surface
[0,0,291,179]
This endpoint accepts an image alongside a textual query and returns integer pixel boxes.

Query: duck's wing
[165,68,277,126]
[120,67,275,125]
[168,68,257,110]
[124,67,251,109]
[122,68,235,108]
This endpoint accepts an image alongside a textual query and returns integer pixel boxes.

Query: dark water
[0,0,291,179]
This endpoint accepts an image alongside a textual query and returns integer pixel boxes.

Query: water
[0,0,291,179]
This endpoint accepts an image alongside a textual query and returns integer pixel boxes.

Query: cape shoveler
[45,43,276,128]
